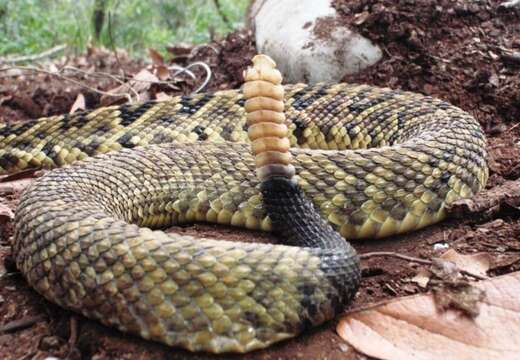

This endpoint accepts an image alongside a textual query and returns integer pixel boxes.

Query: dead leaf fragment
[69,93,86,114]
[0,201,14,222]
[439,249,491,278]
[411,268,431,288]
[148,48,165,65]
[433,281,485,317]
[353,11,370,25]
[100,69,158,106]
[155,64,170,81]
[338,272,520,360]
[155,92,172,102]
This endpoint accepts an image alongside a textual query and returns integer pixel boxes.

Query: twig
[0,65,133,102]
[360,251,432,265]
[212,0,231,28]
[360,251,488,280]
[169,65,197,80]
[0,45,66,64]
[181,62,212,94]
[0,60,212,99]
[190,44,219,58]
[68,316,78,346]
[62,65,173,88]
[0,314,46,334]
[61,66,139,101]
[507,122,520,133]
[107,11,126,78]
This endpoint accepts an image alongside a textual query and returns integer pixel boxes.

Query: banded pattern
[2,84,488,239]
[11,56,362,353]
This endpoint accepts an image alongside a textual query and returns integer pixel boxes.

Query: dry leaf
[100,69,158,106]
[148,48,165,65]
[155,92,172,102]
[337,272,520,360]
[155,64,170,81]
[411,268,431,288]
[354,11,370,25]
[69,93,86,114]
[431,257,462,282]
[440,249,491,278]
[0,201,14,222]
[433,280,485,317]
[47,63,59,74]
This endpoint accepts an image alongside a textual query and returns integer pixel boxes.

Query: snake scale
[1,54,487,353]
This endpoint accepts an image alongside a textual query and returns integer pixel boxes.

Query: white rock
[249,0,382,84]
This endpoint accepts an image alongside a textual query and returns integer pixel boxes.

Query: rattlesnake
[1,55,487,352]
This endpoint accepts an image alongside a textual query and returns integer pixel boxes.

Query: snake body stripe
[4,75,487,352]
[2,83,488,239]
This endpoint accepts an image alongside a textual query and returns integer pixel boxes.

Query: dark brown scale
[9,119,39,135]
[59,113,89,131]
[117,133,136,148]
[390,204,408,220]
[192,125,208,140]
[289,85,315,111]
[292,118,307,145]
[0,152,17,169]
[291,85,326,111]
[235,97,246,107]
[428,197,443,212]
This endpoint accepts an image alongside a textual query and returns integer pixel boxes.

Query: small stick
[507,121,520,133]
[0,45,66,64]
[0,63,212,97]
[0,65,133,102]
[212,0,231,27]
[360,251,488,280]
[0,314,46,333]
[68,316,78,346]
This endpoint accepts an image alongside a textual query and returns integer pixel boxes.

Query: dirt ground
[1,1,519,359]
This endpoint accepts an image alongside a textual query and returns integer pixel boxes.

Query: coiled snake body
[1,56,487,352]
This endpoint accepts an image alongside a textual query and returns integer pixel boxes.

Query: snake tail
[243,53,361,326]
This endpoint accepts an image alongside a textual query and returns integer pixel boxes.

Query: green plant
[0,0,248,57]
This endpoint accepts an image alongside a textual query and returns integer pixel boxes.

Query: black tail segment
[260,177,361,317]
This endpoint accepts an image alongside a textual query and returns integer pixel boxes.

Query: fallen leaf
[148,48,165,65]
[447,178,520,219]
[69,93,86,114]
[47,63,59,74]
[354,11,370,25]
[411,268,431,288]
[0,201,14,221]
[155,64,170,80]
[433,280,485,317]
[439,249,491,278]
[100,69,158,106]
[155,92,172,102]
[431,257,461,282]
[338,272,520,360]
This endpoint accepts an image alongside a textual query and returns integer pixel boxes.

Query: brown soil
[1,2,520,359]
